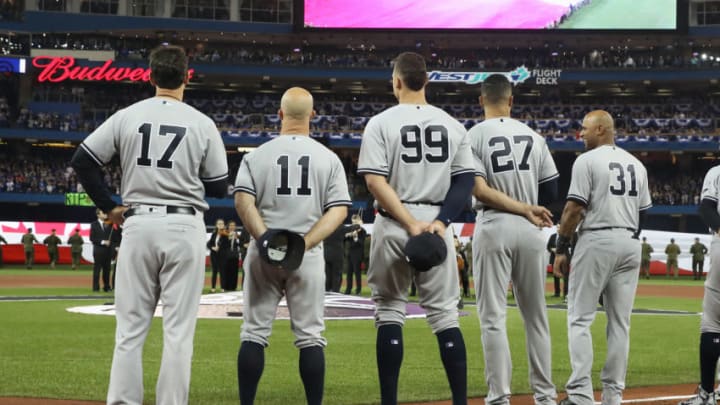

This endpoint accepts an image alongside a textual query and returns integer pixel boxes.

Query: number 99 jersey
[567,144,651,231]
[357,104,474,203]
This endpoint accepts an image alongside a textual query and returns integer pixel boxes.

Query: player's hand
[406,220,430,237]
[108,205,129,226]
[553,253,569,278]
[524,205,553,227]
[424,220,447,237]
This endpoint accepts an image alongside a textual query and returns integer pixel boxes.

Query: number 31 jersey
[357,104,474,204]
[567,144,651,231]
[469,117,558,209]
[80,98,228,212]
[233,135,351,234]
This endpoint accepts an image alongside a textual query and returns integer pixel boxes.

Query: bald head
[585,110,614,134]
[579,109,615,150]
[280,87,314,121]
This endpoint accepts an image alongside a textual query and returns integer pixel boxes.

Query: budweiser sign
[32,56,196,83]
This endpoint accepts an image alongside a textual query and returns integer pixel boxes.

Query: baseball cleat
[558,398,579,405]
[678,386,715,405]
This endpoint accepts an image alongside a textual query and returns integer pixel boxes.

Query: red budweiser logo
[32,56,196,83]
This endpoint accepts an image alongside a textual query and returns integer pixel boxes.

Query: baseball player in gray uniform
[233,87,351,405]
[553,110,651,405]
[358,52,475,405]
[680,166,720,404]
[70,45,229,405]
[469,74,559,405]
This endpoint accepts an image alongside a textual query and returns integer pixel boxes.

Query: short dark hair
[149,45,188,90]
[393,52,427,91]
[481,74,512,105]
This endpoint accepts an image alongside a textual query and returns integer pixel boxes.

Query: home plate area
[66,292,458,320]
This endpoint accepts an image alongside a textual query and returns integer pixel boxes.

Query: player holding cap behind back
[357,51,476,405]
[233,87,351,405]
[554,110,651,405]
[470,73,559,405]
[70,45,229,405]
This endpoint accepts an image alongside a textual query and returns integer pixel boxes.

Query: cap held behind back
[256,229,306,271]
[404,232,448,272]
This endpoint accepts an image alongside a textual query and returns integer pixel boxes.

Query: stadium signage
[428,66,561,86]
[32,56,195,83]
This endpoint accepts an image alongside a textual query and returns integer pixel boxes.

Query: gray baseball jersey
[470,117,558,207]
[469,117,557,404]
[357,103,473,332]
[564,144,650,405]
[88,97,228,405]
[358,104,475,203]
[699,167,720,334]
[81,98,228,212]
[567,144,651,231]
[233,134,351,348]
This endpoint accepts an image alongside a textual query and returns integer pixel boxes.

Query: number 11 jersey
[357,104,474,204]
[233,135,351,234]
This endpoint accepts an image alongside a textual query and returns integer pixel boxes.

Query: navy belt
[124,206,196,218]
[583,226,635,233]
[401,200,443,206]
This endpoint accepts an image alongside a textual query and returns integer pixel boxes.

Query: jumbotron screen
[303,0,678,30]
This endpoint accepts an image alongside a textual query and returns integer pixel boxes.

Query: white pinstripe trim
[451,169,475,177]
[539,173,560,184]
[325,200,353,209]
[567,194,588,205]
[357,168,389,176]
[201,173,229,182]
[703,196,719,202]
[80,143,105,166]
[233,186,256,196]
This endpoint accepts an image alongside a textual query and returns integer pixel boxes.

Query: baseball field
[0,266,708,404]
[558,0,677,29]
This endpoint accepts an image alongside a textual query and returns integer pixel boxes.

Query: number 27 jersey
[567,144,652,231]
[357,104,474,203]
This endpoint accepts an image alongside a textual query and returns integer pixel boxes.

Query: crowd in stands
[648,166,709,206]
[0,144,706,208]
[7,33,720,71]
[9,86,718,138]
[0,147,120,195]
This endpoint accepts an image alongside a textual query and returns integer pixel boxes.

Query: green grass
[559,0,677,30]
[0,296,704,404]
[0,270,706,403]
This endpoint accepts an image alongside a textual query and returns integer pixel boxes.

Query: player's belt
[401,200,443,206]
[583,226,635,233]
[124,205,196,218]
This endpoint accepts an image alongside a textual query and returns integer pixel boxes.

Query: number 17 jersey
[567,144,651,231]
[80,97,229,212]
[357,104,474,204]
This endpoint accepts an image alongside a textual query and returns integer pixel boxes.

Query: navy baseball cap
[404,232,447,272]
[257,229,306,271]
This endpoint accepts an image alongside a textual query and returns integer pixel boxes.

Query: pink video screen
[303,0,678,30]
